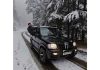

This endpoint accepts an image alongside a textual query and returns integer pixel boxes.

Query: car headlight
[48,44,57,49]
[73,42,76,46]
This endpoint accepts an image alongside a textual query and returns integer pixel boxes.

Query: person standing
[27,23,34,35]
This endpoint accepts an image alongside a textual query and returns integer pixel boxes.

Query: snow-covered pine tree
[26,0,50,26]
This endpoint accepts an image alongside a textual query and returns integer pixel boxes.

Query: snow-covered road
[13,30,40,70]
[14,29,86,70]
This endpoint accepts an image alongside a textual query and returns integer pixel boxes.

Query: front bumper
[46,47,77,59]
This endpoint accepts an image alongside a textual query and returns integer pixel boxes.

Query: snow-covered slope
[13,30,39,70]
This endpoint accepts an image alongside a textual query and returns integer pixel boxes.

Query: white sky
[14,0,33,27]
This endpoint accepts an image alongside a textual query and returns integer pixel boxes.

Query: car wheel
[39,47,47,63]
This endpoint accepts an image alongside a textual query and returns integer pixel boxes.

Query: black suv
[30,26,77,63]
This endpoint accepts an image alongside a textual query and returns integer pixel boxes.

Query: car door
[31,27,39,51]
[33,27,41,52]
[35,27,46,51]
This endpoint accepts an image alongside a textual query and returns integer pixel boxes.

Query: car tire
[39,47,47,63]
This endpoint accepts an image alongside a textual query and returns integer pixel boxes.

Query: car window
[40,28,56,36]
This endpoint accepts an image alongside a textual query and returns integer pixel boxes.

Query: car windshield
[40,27,58,36]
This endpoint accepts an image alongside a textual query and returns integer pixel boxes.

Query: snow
[79,10,87,18]
[78,48,87,53]
[48,12,62,22]
[76,46,87,62]
[75,52,87,62]
[13,30,39,70]
[52,58,84,70]
[79,4,84,10]
[23,32,30,42]
[50,12,62,19]
[63,10,87,23]
[48,17,53,22]
[63,10,79,22]
[47,1,53,10]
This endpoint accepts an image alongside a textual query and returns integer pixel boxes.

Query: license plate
[63,51,71,55]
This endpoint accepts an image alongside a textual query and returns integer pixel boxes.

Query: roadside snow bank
[22,32,30,42]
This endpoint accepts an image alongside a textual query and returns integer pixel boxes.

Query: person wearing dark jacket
[27,23,34,35]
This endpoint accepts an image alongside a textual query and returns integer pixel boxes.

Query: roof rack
[32,26,57,28]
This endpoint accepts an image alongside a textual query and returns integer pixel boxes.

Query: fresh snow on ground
[13,29,39,70]
[75,51,87,62]
[51,58,84,70]
[75,47,87,62]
